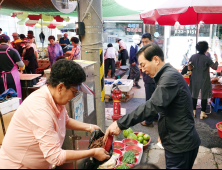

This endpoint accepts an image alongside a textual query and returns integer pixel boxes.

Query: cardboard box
[0,110,16,145]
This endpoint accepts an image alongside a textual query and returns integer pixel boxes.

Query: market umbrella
[140,0,222,44]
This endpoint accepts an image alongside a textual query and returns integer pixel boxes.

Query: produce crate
[121,91,134,103]
[105,79,115,95]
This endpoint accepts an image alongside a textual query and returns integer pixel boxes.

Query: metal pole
[41,14,44,51]
[79,0,105,131]
[196,13,199,53]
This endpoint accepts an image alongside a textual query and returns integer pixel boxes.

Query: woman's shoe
[200,111,208,120]
[193,110,196,118]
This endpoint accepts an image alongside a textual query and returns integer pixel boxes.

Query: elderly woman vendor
[0,60,110,169]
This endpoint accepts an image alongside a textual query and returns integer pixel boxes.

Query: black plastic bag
[84,129,113,169]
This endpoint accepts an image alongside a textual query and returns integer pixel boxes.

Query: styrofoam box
[0,98,20,115]
[105,79,115,95]
[113,79,133,92]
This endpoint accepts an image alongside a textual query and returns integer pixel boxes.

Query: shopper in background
[116,38,128,66]
[0,28,2,35]
[66,37,81,60]
[11,33,22,51]
[0,34,24,104]
[47,35,63,66]
[22,38,38,74]
[27,30,37,46]
[140,33,158,127]
[28,35,39,62]
[190,41,218,119]
[129,35,141,89]
[59,33,70,53]
[20,34,26,41]
[104,43,117,78]
[182,39,193,65]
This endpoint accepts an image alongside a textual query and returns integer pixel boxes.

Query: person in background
[47,35,63,66]
[0,60,110,169]
[0,34,24,104]
[104,43,117,78]
[11,33,22,51]
[190,41,218,119]
[129,35,141,89]
[59,33,70,53]
[104,43,201,169]
[20,34,26,41]
[28,35,39,62]
[140,33,158,127]
[182,39,193,65]
[27,30,37,47]
[66,37,81,60]
[0,28,2,35]
[116,38,128,66]
[22,38,38,74]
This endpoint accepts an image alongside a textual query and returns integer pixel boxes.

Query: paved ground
[105,77,222,169]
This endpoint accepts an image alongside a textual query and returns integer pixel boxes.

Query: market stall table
[19,74,42,101]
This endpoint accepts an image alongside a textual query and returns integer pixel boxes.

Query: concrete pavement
[105,77,222,169]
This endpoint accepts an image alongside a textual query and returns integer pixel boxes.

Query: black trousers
[145,83,159,124]
[192,98,207,112]
[165,147,199,169]
[105,58,115,78]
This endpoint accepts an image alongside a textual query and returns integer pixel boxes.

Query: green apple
[138,137,144,143]
[137,132,144,138]
[144,134,150,141]
[143,140,148,145]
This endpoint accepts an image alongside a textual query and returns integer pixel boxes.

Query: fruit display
[122,128,150,146]
[122,151,136,164]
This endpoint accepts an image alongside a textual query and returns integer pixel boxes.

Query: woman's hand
[92,148,110,161]
[88,124,102,133]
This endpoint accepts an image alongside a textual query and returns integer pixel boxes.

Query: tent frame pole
[196,13,199,53]
[41,14,44,51]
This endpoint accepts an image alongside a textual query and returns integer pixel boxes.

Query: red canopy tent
[140,0,222,43]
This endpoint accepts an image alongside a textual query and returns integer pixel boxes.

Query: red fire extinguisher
[111,86,125,121]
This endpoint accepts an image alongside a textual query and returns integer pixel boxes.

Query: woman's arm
[66,118,101,133]
[66,148,110,162]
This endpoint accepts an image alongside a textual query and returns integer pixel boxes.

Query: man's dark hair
[142,33,152,40]
[137,43,164,61]
[196,41,209,54]
[107,43,113,48]
[0,28,2,31]
[48,35,55,41]
[20,34,26,40]
[71,37,79,44]
[47,59,86,89]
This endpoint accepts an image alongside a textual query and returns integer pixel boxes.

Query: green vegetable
[122,151,135,164]
[123,129,130,138]
[116,164,131,169]
[128,128,133,134]
[127,133,137,140]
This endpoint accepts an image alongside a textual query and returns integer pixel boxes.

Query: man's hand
[93,148,110,161]
[89,124,102,133]
[132,62,136,66]
[103,121,121,143]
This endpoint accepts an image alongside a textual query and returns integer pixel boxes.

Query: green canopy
[0,0,140,17]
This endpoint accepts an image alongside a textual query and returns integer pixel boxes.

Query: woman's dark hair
[47,59,86,89]
[0,28,2,31]
[20,34,26,39]
[71,37,79,44]
[196,41,209,54]
[0,39,8,43]
[48,35,55,41]
[107,43,113,47]
[137,43,164,61]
